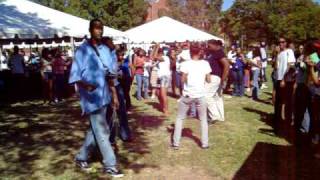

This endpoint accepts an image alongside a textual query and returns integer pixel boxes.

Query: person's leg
[239,70,244,96]
[57,74,65,101]
[231,70,238,96]
[173,97,191,147]
[136,74,142,100]
[116,85,131,141]
[252,70,259,99]
[285,82,294,122]
[196,97,209,148]
[90,106,117,168]
[171,71,177,96]
[123,77,132,109]
[143,76,150,99]
[75,129,96,162]
[274,80,282,129]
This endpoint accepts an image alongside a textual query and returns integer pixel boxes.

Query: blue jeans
[108,85,131,143]
[75,106,117,168]
[252,69,260,99]
[231,69,244,96]
[135,74,143,100]
[143,76,149,98]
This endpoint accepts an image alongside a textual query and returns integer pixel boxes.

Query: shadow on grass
[233,142,320,180]
[166,124,202,147]
[238,107,320,180]
[0,98,162,178]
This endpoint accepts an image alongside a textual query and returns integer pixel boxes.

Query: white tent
[0,0,125,39]
[125,16,223,44]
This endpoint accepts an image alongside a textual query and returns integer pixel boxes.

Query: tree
[221,0,320,45]
[31,0,148,31]
[163,0,223,34]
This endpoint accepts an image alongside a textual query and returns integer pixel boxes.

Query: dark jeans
[294,83,311,131]
[53,74,64,100]
[231,69,244,96]
[120,76,132,110]
[310,92,320,137]
[107,85,131,143]
[274,80,283,124]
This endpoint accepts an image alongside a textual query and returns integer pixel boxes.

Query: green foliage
[31,0,148,31]
[164,0,223,34]
[222,0,320,45]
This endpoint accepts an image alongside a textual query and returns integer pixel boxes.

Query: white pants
[205,75,225,121]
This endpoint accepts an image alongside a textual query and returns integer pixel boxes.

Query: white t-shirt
[143,61,152,77]
[157,55,171,77]
[0,55,9,70]
[177,49,191,62]
[251,56,261,71]
[180,60,211,98]
[227,50,237,63]
[276,49,296,80]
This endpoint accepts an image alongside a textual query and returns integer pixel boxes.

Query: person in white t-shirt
[274,37,296,125]
[260,42,268,89]
[249,47,262,100]
[173,45,212,150]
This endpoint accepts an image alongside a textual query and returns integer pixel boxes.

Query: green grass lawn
[0,76,319,180]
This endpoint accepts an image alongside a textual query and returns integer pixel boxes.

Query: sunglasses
[279,41,286,44]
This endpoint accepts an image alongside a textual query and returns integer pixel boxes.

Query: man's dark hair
[253,47,261,58]
[208,39,223,46]
[190,45,201,56]
[89,18,103,31]
[13,46,19,54]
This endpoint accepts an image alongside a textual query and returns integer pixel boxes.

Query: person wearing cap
[205,40,230,123]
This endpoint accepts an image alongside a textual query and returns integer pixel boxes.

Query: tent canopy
[125,16,223,44]
[0,0,124,39]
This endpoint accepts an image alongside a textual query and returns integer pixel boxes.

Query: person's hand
[216,83,225,97]
[280,80,286,88]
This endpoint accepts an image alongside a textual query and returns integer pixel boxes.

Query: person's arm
[181,72,187,86]
[217,57,230,96]
[205,74,211,83]
[108,78,119,109]
[220,57,230,86]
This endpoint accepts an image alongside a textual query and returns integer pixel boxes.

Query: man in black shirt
[205,40,230,123]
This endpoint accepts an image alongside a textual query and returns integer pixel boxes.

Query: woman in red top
[52,49,69,103]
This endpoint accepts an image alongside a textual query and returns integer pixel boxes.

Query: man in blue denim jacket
[69,19,123,178]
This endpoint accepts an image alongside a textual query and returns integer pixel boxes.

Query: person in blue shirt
[103,37,132,144]
[231,47,246,96]
[68,19,123,178]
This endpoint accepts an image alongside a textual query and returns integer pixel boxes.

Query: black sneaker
[171,145,179,150]
[201,146,209,150]
[103,168,124,178]
[75,159,91,171]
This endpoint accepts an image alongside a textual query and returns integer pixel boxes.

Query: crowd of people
[0,46,73,103]
[1,17,320,178]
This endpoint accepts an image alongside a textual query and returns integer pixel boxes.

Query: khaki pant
[205,75,225,121]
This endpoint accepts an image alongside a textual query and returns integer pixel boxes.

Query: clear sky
[222,0,320,11]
